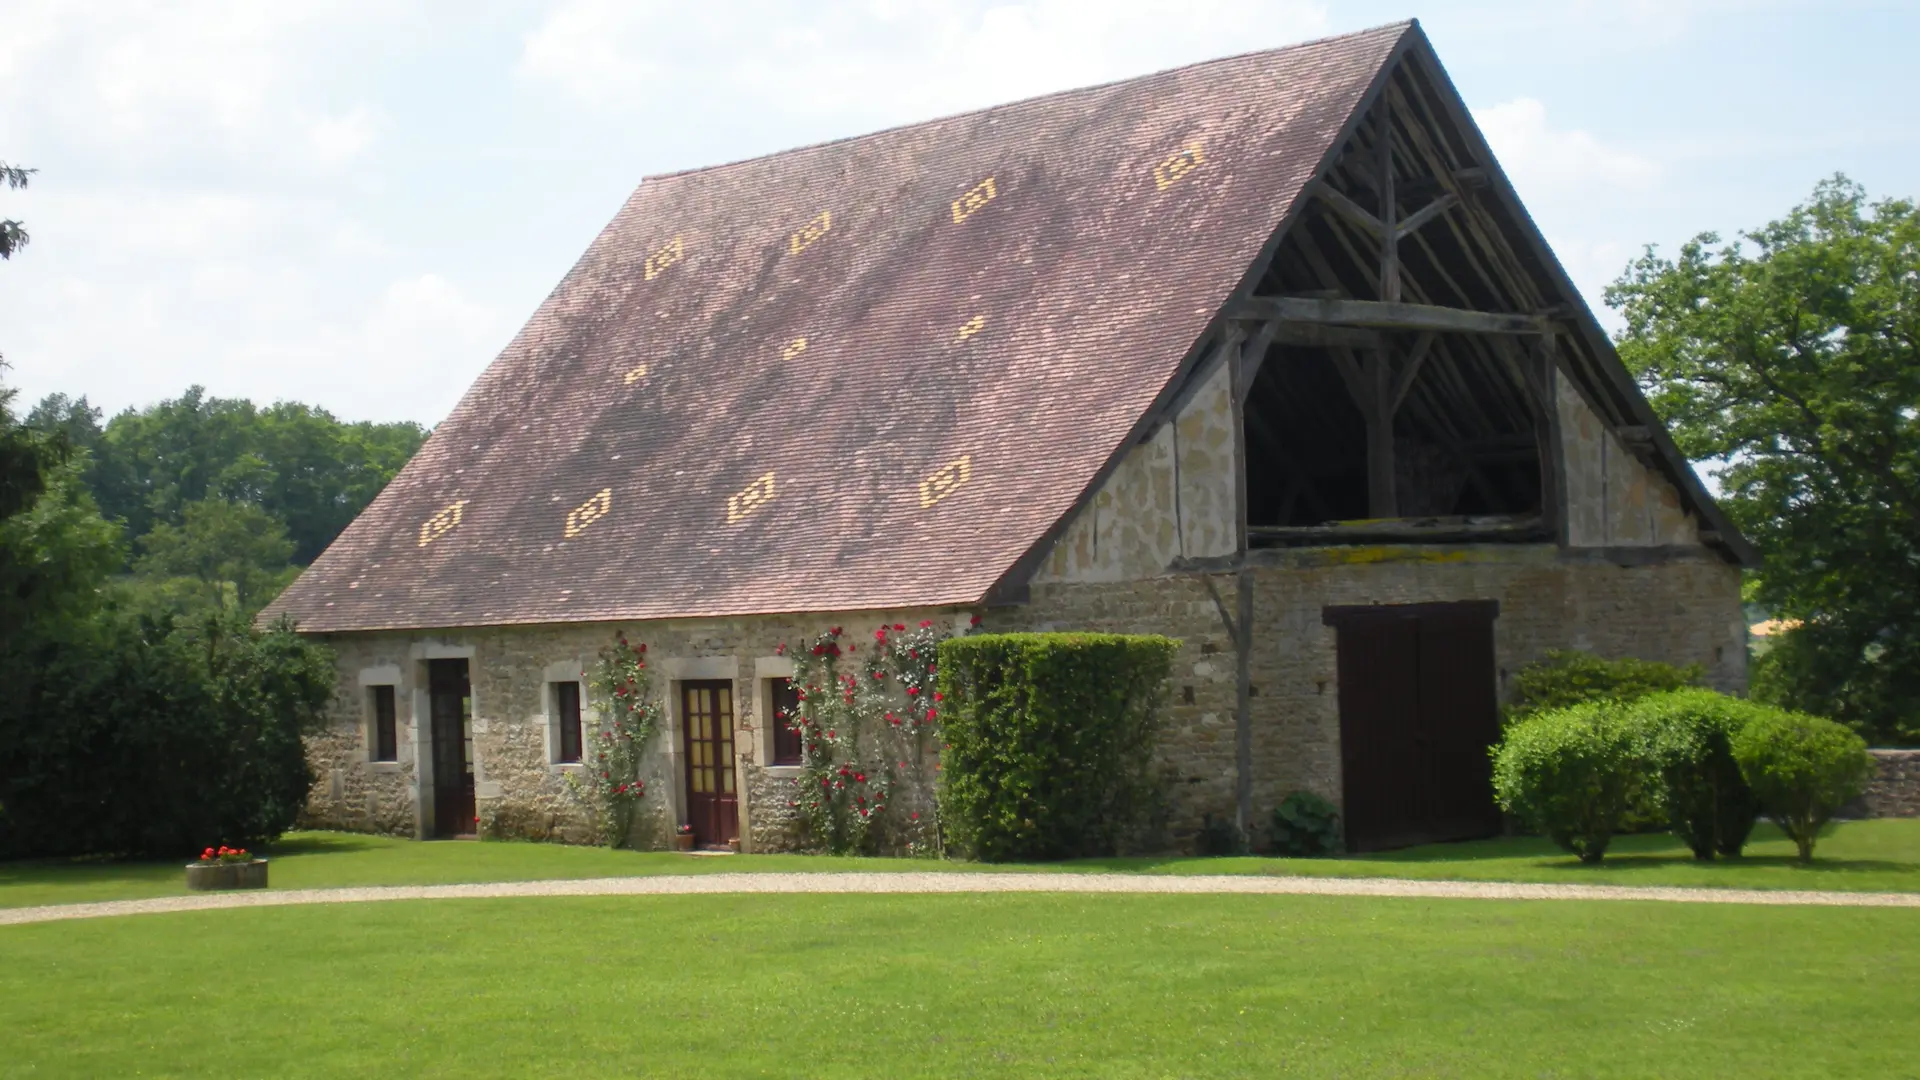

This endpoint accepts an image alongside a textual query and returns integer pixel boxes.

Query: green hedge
[936,632,1178,861]
[1632,689,1762,859]
[1731,707,1875,863]
[1491,701,1643,863]
[1506,650,1702,725]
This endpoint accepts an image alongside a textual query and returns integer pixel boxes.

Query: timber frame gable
[992,21,1754,607]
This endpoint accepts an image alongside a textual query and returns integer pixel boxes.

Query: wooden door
[428,658,476,838]
[680,680,739,848]
[1325,601,1502,852]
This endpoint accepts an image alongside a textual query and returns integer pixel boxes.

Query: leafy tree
[43,387,427,566]
[1608,177,1920,746]
[0,160,31,260]
[134,498,298,615]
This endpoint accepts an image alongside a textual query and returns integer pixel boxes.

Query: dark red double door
[1325,601,1504,852]
[681,680,739,849]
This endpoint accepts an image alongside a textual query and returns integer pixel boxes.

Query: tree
[1608,176,1920,746]
[135,497,298,615]
[0,160,31,260]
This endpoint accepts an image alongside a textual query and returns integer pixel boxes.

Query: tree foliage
[0,160,31,260]
[1608,176,1920,745]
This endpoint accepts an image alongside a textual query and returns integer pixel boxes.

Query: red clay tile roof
[265,22,1411,632]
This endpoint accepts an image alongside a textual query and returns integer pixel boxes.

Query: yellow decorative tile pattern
[782,337,809,360]
[1153,142,1205,190]
[623,363,649,384]
[565,488,613,538]
[789,211,832,255]
[417,500,469,547]
[950,177,998,223]
[644,237,685,281]
[955,315,986,343]
[919,455,973,508]
[727,471,777,524]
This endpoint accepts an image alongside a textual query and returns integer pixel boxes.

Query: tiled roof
[265,22,1411,632]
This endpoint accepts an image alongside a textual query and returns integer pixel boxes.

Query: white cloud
[519,0,1332,127]
[1475,97,1660,194]
[0,0,395,168]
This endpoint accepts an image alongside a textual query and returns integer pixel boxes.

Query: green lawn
[3,819,1917,910]
[1,892,1913,1077]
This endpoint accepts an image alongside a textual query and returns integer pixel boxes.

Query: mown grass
[3,818,1916,909]
[1,892,1913,1078]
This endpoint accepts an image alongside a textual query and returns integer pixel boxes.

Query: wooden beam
[1395,193,1458,238]
[1226,296,1556,335]
[1365,347,1396,517]
[1249,516,1550,545]
[1274,323,1380,350]
[1235,320,1283,399]
[1386,331,1436,415]
[1377,120,1400,304]
[1310,181,1383,237]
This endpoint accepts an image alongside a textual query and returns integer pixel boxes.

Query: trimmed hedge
[1731,708,1875,863]
[1491,701,1643,863]
[936,632,1178,861]
[1631,689,1761,859]
[1506,650,1702,725]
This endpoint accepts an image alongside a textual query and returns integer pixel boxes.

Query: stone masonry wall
[303,607,966,852]
[1843,750,1920,819]
[1001,546,1745,846]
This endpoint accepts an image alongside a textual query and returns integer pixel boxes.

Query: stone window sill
[366,760,404,774]
[760,764,806,778]
[549,762,585,776]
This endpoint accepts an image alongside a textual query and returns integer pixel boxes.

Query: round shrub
[1269,791,1341,856]
[1631,689,1763,860]
[1490,701,1643,863]
[1505,649,1703,725]
[1730,707,1874,863]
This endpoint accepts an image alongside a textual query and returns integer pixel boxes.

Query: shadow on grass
[263,833,394,857]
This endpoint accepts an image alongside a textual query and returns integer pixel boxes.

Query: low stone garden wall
[1842,750,1920,819]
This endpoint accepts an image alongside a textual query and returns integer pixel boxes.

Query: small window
[370,685,397,762]
[555,681,583,764]
[769,678,802,766]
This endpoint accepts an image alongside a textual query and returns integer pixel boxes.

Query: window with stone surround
[768,677,802,766]
[553,681,583,764]
[369,684,398,762]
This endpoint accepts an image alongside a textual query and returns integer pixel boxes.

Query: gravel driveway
[4,872,1916,926]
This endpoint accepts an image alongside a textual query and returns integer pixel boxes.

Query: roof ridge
[639,19,1415,185]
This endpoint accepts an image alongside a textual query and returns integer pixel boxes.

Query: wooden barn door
[1325,601,1502,852]
[680,680,739,848]
[427,658,476,838]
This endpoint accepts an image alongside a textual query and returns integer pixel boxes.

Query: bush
[1196,813,1247,856]
[1490,702,1643,863]
[1506,650,1702,725]
[936,632,1178,861]
[1730,707,1875,863]
[0,611,335,858]
[1630,689,1762,859]
[1269,791,1341,856]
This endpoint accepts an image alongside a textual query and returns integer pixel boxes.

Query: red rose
[854,772,866,782]
[933,692,944,702]
[874,629,887,642]
[919,619,933,628]
[893,623,905,631]
[776,643,787,655]
[907,686,920,696]
[926,708,937,720]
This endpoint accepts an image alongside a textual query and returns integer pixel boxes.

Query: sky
[1,0,1914,427]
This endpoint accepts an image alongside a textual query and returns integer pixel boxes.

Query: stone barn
[267,20,1754,854]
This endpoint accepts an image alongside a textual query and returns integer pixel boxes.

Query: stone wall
[1000,545,1745,844]
[302,608,966,852]
[1033,359,1236,584]
[1843,750,1920,819]
[1558,375,1699,547]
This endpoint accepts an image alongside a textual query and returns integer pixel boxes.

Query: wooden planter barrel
[674,833,696,852]
[185,859,269,891]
